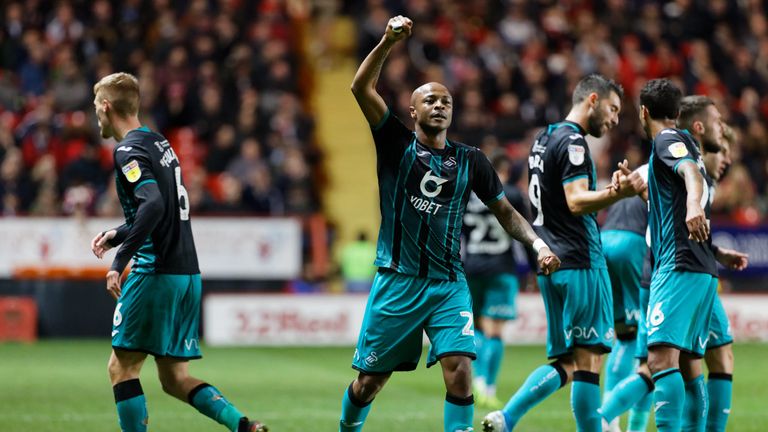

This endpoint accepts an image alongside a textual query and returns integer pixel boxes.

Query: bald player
[338,16,560,432]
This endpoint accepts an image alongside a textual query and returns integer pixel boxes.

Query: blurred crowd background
[0,0,319,218]
[1,0,766,226]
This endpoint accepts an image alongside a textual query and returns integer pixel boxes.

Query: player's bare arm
[677,161,709,242]
[714,246,749,271]
[350,16,412,125]
[488,198,561,275]
[564,162,645,215]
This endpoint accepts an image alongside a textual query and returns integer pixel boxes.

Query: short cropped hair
[572,74,624,105]
[639,79,682,120]
[93,72,140,117]
[677,95,715,131]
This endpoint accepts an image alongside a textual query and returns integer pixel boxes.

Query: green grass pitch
[1,341,766,431]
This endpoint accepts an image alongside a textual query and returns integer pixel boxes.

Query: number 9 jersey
[527,121,606,273]
[113,126,200,274]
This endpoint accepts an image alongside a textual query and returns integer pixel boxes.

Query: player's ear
[409,105,416,120]
[589,92,599,108]
[693,119,704,135]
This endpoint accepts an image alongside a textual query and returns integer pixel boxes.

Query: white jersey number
[529,173,544,226]
[174,166,190,221]
[464,213,510,255]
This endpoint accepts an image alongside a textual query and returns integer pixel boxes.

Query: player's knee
[355,374,389,402]
[442,357,472,392]
[157,370,183,395]
[647,347,678,374]
[706,345,734,374]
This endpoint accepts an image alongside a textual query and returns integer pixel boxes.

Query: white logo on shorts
[184,338,199,351]
[364,351,378,367]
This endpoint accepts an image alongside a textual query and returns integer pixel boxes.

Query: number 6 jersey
[113,126,200,274]
[527,121,606,272]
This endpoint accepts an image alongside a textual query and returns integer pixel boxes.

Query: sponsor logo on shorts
[698,336,709,349]
[564,326,599,340]
[184,338,199,351]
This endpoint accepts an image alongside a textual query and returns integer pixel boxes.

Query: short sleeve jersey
[114,127,199,274]
[527,121,606,272]
[647,128,716,276]
[462,185,526,276]
[603,164,649,236]
[371,110,503,281]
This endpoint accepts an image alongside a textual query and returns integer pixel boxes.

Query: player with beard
[483,74,646,432]
[678,98,748,432]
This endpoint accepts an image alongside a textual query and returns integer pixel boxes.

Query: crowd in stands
[0,0,319,218]
[345,0,768,225]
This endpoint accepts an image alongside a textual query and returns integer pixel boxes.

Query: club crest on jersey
[121,160,141,183]
[568,144,585,166]
[668,142,689,158]
[420,170,448,198]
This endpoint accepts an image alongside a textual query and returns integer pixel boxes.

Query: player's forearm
[567,188,624,215]
[107,224,130,247]
[491,200,539,248]
[680,163,705,207]
[110,186,164,273]
[351,37,396,95]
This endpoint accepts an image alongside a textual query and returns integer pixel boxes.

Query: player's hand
[385,15,413,41]
[105,270,122,300]
[614,160,647,197]
[715,247,749,271]
[91,230,117,259]
[537,247,560,276]
[685,202,709,242]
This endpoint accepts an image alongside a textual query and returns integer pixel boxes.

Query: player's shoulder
[116,127,166,154]
[654,128,696,158]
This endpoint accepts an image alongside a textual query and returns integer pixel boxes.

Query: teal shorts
[636,287,650,360]
[647,270,717,357]
[538,268,614,359]
[112,272,202,359]
[468,273,519,320]
[352,270,475,374]
[601,230,645,328]
[707,287,733,350]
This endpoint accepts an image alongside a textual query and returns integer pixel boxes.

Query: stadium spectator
[0,0,319,217]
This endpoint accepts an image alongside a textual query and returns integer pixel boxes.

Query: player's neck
[564,108,589,135]
[111,116,143,142]
[414,128,447,149]
[649,119,677,138]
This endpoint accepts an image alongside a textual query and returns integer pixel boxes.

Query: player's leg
[626,287,653,432]
[482,273,572,432]
[440,355,475,432]
[155,358,266,432]
[704,345,733,432]
[109,272,152,432]
[468,277,488,399]
[108,349,149,432]
[680,353,707,432]
[341,270,427,431]
[477,317,506,408]
[601,302,652,431]
[647,270,715,432]
[341,372,391,432]
[704,292,734,432]
[477,273,519,408]
[424,278,477,432]
[564,268,613,432]
[648,346,684,431]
